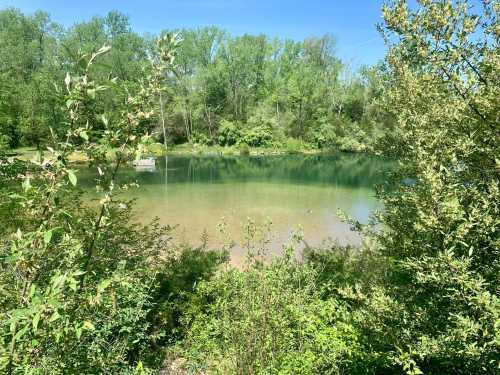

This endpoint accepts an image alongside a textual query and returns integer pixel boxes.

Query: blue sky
[1,0,389,66]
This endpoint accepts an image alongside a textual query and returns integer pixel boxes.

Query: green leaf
[101,115,109,127]
[14,325,29,341]
[75,326,82,340]
[44,230,53,245]
[32,312,41,332]
[98,279,112,292]
[64,72,71,88]
[22,177,31,192]
[29,284,36,298]
[83,321,95,331]
[67,170,77,186]
[80,131,89,141]
[68,277,77,292]
[49,311,60,322]
[9,193,25,199]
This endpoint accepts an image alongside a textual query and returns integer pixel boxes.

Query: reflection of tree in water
[165,154,392,188]
[79,154,393,189]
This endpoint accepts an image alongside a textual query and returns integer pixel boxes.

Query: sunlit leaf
[44,230,53,245]
[32,312,41,332]
[67,170,77,186]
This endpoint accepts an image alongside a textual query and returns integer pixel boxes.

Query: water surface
[82,154,391,263]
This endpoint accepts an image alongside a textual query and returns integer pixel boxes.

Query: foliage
[307,122,338,149]
[238,143,250,156]
[190,132,212,146]
[283,137,306,154]
[368,0,500,373]
[0,45,171,373]
[217,119,240,146]
[144,244,228,365]
[171,1,500,374]
[240,124,275,148]
[0,8,388,153]
[148,32,181,149]
[176,233,360,375]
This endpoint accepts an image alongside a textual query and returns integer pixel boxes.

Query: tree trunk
[159,90,167,149]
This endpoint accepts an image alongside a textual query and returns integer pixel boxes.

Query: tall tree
[371,1,499,372]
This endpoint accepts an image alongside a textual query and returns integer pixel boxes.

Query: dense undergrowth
[0,0,498,374]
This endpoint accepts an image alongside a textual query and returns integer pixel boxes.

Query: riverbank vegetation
[1,0,498,374]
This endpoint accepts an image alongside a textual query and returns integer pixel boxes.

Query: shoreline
[5,143,372,164]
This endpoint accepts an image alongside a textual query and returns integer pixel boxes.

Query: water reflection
[80,154,392,264]
[113,154,391,187]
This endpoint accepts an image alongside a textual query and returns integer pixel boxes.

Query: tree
[0,44,172,373]
[369,0,499,373]
[0,8,62,148]
[150,32,180,149]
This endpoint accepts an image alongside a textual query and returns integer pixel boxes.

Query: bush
[147,142,167,156]
[238,143,250,155]
[217,120,240,146]
[0,199,173,373]
[283,137,304,154]
[146,245,228,349]
[369,1,500,373]
[338,137,367,153]
[191,132,211,146]
[307,122,337,149]
[0,134,11,151]
[240,125,274,147]
[0,45,180,374]
[175,250,360,374]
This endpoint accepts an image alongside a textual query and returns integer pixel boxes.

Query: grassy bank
[156,139,369,157]
[6,147,118,164]
[166,143,320,156]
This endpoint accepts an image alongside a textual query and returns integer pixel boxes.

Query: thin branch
[80,150,123,287]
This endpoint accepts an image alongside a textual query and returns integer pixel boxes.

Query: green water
[81,154,391,263]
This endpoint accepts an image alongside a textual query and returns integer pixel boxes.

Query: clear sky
[0,0,389,67]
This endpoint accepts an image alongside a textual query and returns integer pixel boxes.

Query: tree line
[0,8,390,153]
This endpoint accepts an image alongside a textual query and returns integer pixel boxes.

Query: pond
[81,154,392,264]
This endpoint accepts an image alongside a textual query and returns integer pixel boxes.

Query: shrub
[0,44,180,374]
[175,250,360,374]
[370,1,500,373]
[307,122,338,149]
[240,125,274,147]
[338,137,367,153]
[191,132,211,146]
[217,120,240,146]
[146,142,167,156]
[238,143,250,155]
[0,134,11,151]
[164,223,359,373]
[146,244,228,354]
[283,137,304,154]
